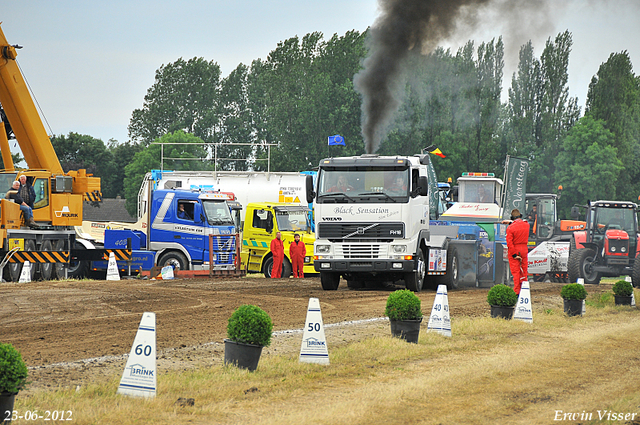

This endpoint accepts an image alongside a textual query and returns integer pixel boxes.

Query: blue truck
[91,189,238,277]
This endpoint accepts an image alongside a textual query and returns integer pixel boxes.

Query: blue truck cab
[148,189,237,271]
[98,189,238,275]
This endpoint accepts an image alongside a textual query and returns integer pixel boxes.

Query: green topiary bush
[0,343,28,394]
[561,283,587,300]
[385,289,422,321]
[227,305,273,347]
[612,280,634,297]
[487,284,518,307]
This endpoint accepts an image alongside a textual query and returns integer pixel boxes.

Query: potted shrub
[487,284,518,319]
[612,280,634,306]
[224,305,273,371]
[385,289,422,343]
[0,343,28,422]
[561,283,587,316]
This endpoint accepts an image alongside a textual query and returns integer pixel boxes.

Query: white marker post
[577,278,586,315]
[117,312,157,398]
[299,298,329,364]
[106,253,120,281]
[18,261,31,283]
[625,276,635,307]
[161,265,174,280]
[427,284,451,337]
[513,281,533,323]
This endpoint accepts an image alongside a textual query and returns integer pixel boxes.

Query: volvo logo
[357,227,365,234]
[323,217,342,221]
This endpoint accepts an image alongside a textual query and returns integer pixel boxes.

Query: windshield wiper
[318,192,355,202]
[357,192,397,203]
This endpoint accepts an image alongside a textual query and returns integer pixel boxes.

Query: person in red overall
[289,233,306,278]
[506,208,529,295]
[270,231,285,278]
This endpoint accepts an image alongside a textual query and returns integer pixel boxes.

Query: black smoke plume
[354,0,492,154]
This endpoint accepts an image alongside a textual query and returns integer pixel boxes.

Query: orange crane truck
[0,24,116,281]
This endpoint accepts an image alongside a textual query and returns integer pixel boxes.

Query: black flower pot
[614,295,633,306]
[563,299,583,316]
[224,339,263,371]
[389,318,422,343]
[0,392,16,424]
[490,305,515,319]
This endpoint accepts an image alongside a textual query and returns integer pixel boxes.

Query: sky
[3,0,640,148]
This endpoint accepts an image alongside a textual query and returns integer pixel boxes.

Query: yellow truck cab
[241,202,315,277]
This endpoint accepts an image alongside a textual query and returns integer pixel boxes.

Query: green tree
[554,115,623,216]
[128,57,221,145]
[586,51,640,200]
[123,131,208,215]
[50,132,118,198]
[106,140,143,198]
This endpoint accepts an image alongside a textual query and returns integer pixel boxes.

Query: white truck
[309,153,492,291]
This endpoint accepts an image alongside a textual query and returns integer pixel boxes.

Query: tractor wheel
[632,252,640,288]
[568,248,601,284]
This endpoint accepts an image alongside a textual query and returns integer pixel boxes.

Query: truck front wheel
[262,256,292,278]
[404,249,425,292]
[320,272,340,290]
[158,252,188,271]
[632,252,640,288]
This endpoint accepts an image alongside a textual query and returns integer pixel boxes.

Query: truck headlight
[611,247,616,252]
[316,245,331,254]
[392,245,407,253]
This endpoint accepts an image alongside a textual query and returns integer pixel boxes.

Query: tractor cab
[568,201,640,285]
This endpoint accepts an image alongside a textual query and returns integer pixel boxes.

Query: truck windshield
[317,169,409,203]
[276,209,310,232]
[459,180,497,203]
[203,200,234,225]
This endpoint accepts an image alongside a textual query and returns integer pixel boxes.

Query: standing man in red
[289,233,306,278]
[270,231,285,278]
[506,208,529,295]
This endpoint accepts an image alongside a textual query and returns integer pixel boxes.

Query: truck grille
[211,235,236,251]
[317,222,404,239]
[337,244,381,259]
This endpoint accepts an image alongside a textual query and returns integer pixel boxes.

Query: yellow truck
[241,202,315,277]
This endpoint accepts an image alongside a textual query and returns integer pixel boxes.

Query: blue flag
[328,135,345,146]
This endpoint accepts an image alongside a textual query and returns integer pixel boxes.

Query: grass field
[13,284,640,425]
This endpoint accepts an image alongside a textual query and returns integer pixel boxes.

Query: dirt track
[0,276,609,393]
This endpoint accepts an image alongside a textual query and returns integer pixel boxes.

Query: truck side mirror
[417,176,429,197]
[306,175,316,204]
[193,203,203,224]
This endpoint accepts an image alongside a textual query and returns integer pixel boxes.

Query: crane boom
[0,25,63,173]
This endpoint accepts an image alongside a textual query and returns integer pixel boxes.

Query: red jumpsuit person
[270,232,285,278]
[289,234,306,278]
[506,209,529,295]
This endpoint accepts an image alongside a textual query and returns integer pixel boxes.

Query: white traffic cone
[625,276,635,307]
[299,297,329,364]
[117,312,157,398]
[18,261,31,283]
[106,252,120,281]
[513,280,533,323]
[427,284,451,337]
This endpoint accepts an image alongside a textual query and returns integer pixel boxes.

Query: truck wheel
[568,248,600,284]
[158,252,188,271]
[320,272,340,290]
[61,241,90,279]
[39,240,54,281]
[9,239,37,282]
[632,252,640,288]
[404,249,425,292]
[263,256,292,279]
[443,247,460,290]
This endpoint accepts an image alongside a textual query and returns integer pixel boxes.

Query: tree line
[37,29,640,217]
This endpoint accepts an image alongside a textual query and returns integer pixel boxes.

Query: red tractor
[568,201,640,285]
